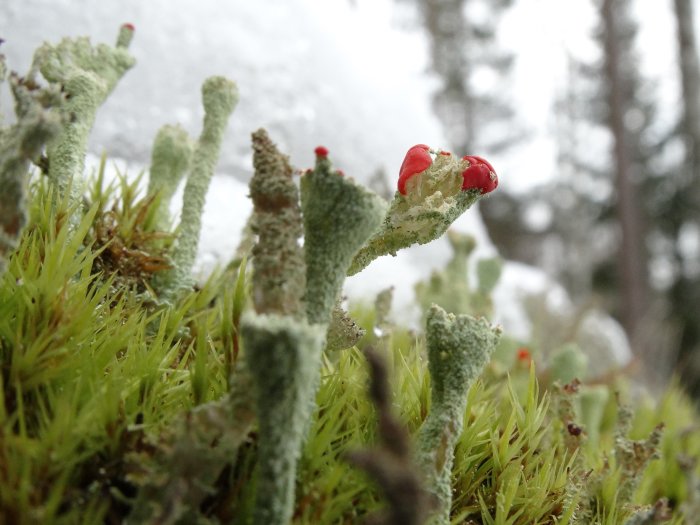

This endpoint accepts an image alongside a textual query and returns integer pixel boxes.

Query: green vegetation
[1,26,699,525]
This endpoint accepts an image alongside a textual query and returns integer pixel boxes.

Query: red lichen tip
[439,150,451,156]
[516,347,531,362]
[336,169,345,177]
[314,145,329,158]
[461,155,498,194]
[398,144,432,195]
[121,23,135,31]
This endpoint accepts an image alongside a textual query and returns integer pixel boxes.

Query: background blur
[2,0,699,396]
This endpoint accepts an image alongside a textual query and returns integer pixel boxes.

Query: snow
[1,0,444,184]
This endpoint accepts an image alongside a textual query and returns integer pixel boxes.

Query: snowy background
[2,0,676,361]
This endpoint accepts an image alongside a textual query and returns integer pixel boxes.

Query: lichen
[156,76,238,301]
[147,124,193,232]
[416,305,501,524]
[31,25,135,221]
[301,148,387,324]
[349,150,491,275]
[0,72,63,276]
[248,128,305,318]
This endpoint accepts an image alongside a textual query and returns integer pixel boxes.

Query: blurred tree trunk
[674,0,700,186]
[600,0,649,354]
[402,0,517,155]
[419,0,475,153]
[671,0,700,393]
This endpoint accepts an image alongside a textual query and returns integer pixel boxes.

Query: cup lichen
[416,304,501,524]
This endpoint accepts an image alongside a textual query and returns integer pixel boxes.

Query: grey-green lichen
[579,384,609,447]
[614,404,664,506]
[248,129,306,318]
[549,343,589,385]
[349,152,483,275]
[301,152,387,324]
[325,302,365,352]
[415,230,502,319]
[157,76,238,301]
[0,72,63,276]
[241,313,325,525]
[415,231,474,318]
[622,499,671,525]
[31,25,135,216]
[126,369,256,524]
[416,304,501,524]
[147,124,193,232]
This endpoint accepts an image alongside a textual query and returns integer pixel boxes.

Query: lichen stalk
[242,131,323,525]
[147,124,193,232]
[159,76,238,300]
[300,149,387,324]
[248,129,306,317]
[0,74,63,276]
[242,313,325,525]
[416,304,501,525]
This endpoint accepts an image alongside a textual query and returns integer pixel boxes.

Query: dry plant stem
[346,346,434,525]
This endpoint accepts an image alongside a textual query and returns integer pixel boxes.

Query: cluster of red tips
[397,144,498,196]
[397,144,432,195]
[122,23,135,31]
[314,145,329,158]
[461,155,498,194]
[516,347,531,363]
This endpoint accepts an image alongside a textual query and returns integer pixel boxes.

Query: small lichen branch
[31,24,135,220]
[0,69,63,276]
[126,378,256,523]
[622,498,672,525]
[348,145,498,275]
[249,128,306,317]
[301,146,387,324]
[325,301,366,352]
[157,76,238,301]
[146,124,193,232]
[614,400,665,506]
[346,346,435,525]
[416,304,501,525]
[414,231,502,319]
